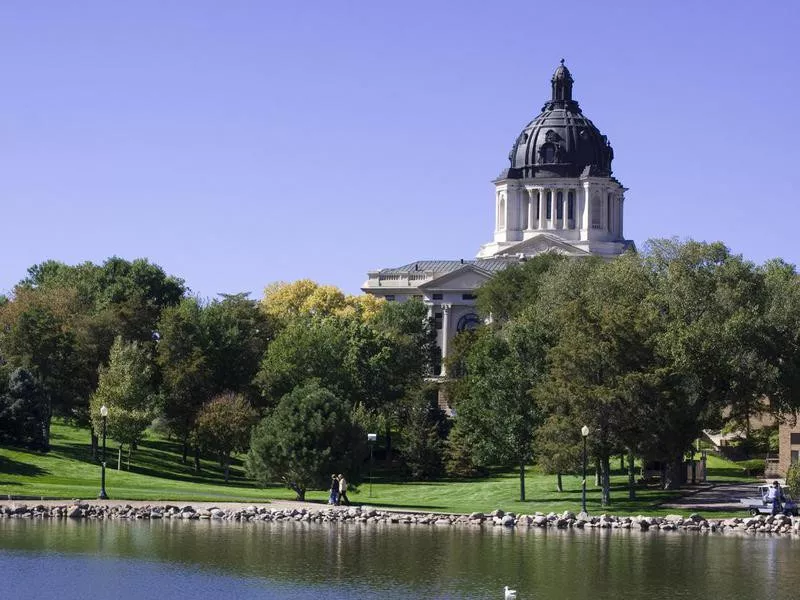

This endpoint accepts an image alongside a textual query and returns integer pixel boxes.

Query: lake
[0,519,797,599]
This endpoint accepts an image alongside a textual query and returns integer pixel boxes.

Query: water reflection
[1,519,798,600]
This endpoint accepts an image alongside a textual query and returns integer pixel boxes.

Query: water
[0,519,797,599]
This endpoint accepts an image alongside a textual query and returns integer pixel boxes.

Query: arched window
[540,144,556,163]
[567,191,575,222]
[498,195,506,229]
[521,193,529,229]
[591,194,601,229]
[546,191,552,220]
[556,191,564,219]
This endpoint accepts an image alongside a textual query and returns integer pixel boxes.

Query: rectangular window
[556,191,564,219]
[568,191,575,220]
[434,312,443,330]
[591,196,602,229]
[607,194,612,232]
[462,293,477,300]
[385,295,395,302]
[546,192,552,219]
[791,433,800,445]
[793,450,799,464]
[432,293,443,300]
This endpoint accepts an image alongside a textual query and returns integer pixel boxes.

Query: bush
[738,458,765,477]
[787,462,800,499]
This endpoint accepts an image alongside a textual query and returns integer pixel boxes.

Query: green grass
[0,421,758,516]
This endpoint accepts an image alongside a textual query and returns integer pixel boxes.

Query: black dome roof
[502,61,614,179]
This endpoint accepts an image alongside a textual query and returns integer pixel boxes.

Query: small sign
[367,433,377,442]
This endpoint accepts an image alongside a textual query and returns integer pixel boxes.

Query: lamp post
[367,433,377,498]
[99,405,109,500]
[581,425,589,514]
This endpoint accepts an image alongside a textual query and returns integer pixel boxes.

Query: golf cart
[739,484,798,516]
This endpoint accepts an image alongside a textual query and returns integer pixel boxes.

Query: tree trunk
[91,430,98,461]
[601,455,611,507]
[627,449,636,500]
[223,456,230,483]
[289,483,305,501]
[620,454,625,471]
[194,446,201,473]
[663,456,684,490]
[556,472,563,493]
[127,445,132,470]
[595,458,601,486]
[181,440,188,464]
[117,446,122,471]
[519,462,526,502]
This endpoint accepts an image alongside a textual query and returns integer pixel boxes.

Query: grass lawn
[0,420,758,516]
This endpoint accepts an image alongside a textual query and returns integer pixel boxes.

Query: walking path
[660,482,757,512]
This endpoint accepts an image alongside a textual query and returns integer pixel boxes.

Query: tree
[156,297,211,463]
[450,321,547,501]
[644,239,775,486]
[536,252,662,505]
[256,315,353,405]
[396,385,449,480]
[194,392,258,482]
[0,299,81,450]
[245,382,366,500]
[202,293,271,399]
[90,337,158,469]
[0,368,48,449]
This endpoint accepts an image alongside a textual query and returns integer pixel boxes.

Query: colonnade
[519,186,578,231]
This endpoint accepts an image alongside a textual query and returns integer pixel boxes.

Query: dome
[503,61,614,179]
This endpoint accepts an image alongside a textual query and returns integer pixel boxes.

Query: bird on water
[504,585,517,599]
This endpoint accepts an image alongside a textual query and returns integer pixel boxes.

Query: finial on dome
[551,60,574,103]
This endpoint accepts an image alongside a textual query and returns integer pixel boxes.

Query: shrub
[787,462,800,498]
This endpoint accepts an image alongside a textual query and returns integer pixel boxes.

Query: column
[581,182,591,239]
[528,189,536,230]
[562,190,569,230]
[440,303,451,376]
[619,196,624,238]
[539,189,547,230]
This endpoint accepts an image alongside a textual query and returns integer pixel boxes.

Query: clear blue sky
[2,1,798,298]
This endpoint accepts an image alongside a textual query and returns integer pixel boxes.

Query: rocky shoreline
[1,502,798,535]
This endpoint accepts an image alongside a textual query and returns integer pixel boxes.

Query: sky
[2,1,799,298]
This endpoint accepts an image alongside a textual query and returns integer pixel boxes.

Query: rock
[468,512,484,520]
[490,509,504,518]
[502,515,515,527]
[67,505,82,519]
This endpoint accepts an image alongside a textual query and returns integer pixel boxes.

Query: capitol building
[363,62,633,375]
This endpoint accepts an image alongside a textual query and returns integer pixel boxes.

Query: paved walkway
[660,482,758,512]
[3,498,337,513]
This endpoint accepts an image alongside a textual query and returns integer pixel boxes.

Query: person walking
[338,474,350,506]
[328,474,339,505]
[768,480,785,515]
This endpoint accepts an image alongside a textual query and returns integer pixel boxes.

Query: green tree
[0,368,48,449]
[245,382,366,500]
[450,321,547,501]
[90,337,158,469]
[193,392,258,482]
[202,293,271,399]
[156,297,211,463]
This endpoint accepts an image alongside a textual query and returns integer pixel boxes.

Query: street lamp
[99,405,109,500]
[581,425,589,514]
[367,433,377,498]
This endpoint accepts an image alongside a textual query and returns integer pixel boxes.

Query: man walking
[338,474,350,506]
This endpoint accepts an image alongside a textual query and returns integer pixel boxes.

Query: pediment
[418,264,493,291]
[497,234,590,257]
